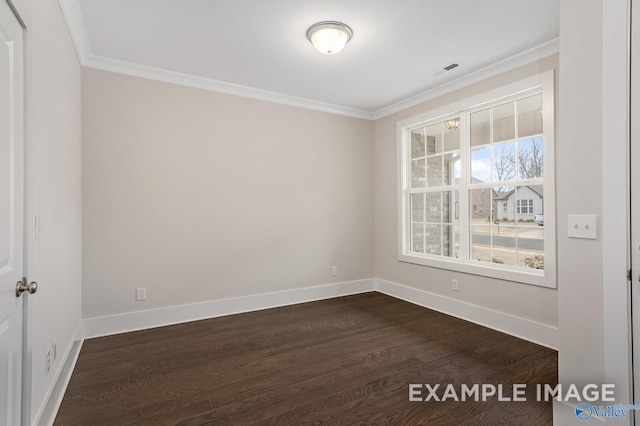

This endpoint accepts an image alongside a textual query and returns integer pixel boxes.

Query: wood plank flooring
[54,292,557,425]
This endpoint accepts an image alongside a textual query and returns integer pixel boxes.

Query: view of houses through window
[407,91,546,272]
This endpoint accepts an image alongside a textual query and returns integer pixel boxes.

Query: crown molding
[58,0,90,63]
[58,0,558,122]
[83,54,374,120]
[370,38,559,120]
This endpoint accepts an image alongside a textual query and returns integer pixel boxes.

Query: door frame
[622,0,636,420]
[3,0,30,424]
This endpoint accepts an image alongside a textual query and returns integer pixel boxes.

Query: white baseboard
[39,277,559,425]
[34,321,84,426]
[374,278,559,350]
[83,279,376,339]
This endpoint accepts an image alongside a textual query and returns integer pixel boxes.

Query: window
[398,72,555,287]
[517,199,534,214]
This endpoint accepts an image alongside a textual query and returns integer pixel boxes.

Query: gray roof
[495,185,543,201]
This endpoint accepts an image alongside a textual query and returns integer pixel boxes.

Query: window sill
[398,252,556,288]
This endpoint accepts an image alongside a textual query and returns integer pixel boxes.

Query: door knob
[15,277,37,297]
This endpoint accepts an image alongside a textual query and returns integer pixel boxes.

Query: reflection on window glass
[427,156,443,187]
[517,94,543,138]
[411,129,426,159]
[492,102,515,142]
[411,159,425,188]
[443,152,460,185]
[470,109,490,147]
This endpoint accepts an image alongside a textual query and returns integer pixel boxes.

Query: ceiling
[61,0,559,119]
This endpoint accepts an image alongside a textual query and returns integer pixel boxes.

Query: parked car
[534,214,544,226]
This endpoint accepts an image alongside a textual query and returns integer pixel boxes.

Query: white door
[0,1,24,425]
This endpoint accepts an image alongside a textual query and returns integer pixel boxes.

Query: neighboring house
[495,185,543,222]
[470,179,499,221]
[454,177,499,221]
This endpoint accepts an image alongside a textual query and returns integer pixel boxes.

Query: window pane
[411,193,425,223]
[517,94,543,138]
[492,141,516,182]
[443,125,460,152]
[425,192,442,222]
[470,146,491,183]
[443,190,458,225]
[443,225,460,258]
[469,189,492,223]
[411,158,425,188]
[470,109,490,147]
[518,137,544,179]
[424,122,442,155]
[517,226,544,270]
[443,151,461,185]
[411,129,426,158]
[411,223,424,253]
[425,224,442,255]
[490,225,517,266]
[427,155,443,187]
[470,225,491,262]
[493,102,515,142]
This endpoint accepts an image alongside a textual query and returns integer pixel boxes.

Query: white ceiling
[62,0,559,119]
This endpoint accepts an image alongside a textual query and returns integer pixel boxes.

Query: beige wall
[21,0,82,422]
[557,0,604,389]
[81,68,373,319]
[373,55,559,327]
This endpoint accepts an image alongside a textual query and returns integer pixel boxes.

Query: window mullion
[459,112,470,262]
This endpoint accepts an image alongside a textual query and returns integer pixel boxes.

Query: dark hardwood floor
[54,292,557,425]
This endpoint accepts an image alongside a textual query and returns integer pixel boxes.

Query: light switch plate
[568,215,597,239]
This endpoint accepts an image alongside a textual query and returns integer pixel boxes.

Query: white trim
[371,38,559,120]
[396,71,556,288]
[83,279,375,339]
[82,277,558,346]
[32,321,83,426]
[54,0,559,121]
[82,55,374,120]
[375,278,559,349]
[32,279,559,424]
[609,0,634,416]
[57,0,89,63]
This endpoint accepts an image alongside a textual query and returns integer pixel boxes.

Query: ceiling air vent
[443,63,459,71]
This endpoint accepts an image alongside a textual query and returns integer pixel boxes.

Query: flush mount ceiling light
[306,21,353,55]
[444,118,460,130]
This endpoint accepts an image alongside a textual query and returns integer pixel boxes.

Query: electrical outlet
[331,266,338,276]
[136,287,147,301]
[452,279,459,291]
[46,349,51,374]
[52,339,57,361]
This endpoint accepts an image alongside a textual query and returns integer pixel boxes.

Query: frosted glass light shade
[306,22,353,55]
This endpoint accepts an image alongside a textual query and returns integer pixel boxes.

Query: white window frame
[397,71,556,288]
